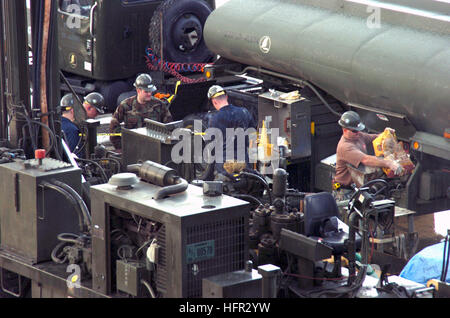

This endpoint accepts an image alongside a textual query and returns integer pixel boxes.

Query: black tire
[117,90,136,106]
[149,0,214,63]
[99,81,132,113]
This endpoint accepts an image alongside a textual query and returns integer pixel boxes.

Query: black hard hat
[207,85,226,99]
[133,73,156,92]
[84,92,105,114]
[60,93,74,110]
[338,111,365,131]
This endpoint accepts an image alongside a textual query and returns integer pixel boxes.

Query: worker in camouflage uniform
[109,74,172,151]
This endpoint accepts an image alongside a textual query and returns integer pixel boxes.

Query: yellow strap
[167,81,182,103]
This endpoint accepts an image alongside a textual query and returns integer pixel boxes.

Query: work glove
[391,161,404,176]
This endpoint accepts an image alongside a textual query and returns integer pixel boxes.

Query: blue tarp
[400,241,450,285]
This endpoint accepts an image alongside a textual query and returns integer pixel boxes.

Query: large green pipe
[204,0,450,138]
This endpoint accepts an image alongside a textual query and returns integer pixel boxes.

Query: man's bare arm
[361,154,402,174]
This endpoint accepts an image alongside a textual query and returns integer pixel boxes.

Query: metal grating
[156,225,167,294]
[185,217,246,298]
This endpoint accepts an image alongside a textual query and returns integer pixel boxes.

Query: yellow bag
[372,128,397,157]
[373,128,415,178]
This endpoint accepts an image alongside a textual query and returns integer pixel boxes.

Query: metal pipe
[2,0,31,148]
[154,177,188,200]
[0,2,8,140]
[126,163,142,174]
[126,161,189,199]
[39,0,51,151]
[347,211,359,285]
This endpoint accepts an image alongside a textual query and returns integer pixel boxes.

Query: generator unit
[90,161,249,298]
[121,119,184,169]
[0,157,82,264]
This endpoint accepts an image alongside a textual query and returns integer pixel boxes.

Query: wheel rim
[171,14,203,53]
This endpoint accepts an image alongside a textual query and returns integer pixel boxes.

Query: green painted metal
[204,0,450,137]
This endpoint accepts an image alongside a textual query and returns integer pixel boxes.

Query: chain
[145,47,211,84]
[147,0,214,84]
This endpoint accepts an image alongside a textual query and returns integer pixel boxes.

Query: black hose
[17,112,38,152]
[75,157,109,184]
[348,179,389,210]
[51,241,69,264]
[239,171,273,205]
[51,233,87,265]
[17,114,60,157]
[95,157,121,174]
[51,180,92,232]
[231,194,263,207]
[441,233,449,282]
[154,177,188,200]
[227,66,342,117]
[40,181,85,233]
[126,162,189,199]
[56,233,81,245]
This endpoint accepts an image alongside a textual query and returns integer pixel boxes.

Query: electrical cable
[91,157,121,175]
[28,119,59,157]
[72,125,87,157]
[12,107,38,152]
[140,279,157,298]
[15,112,60,157]
[135,239,154,258]
[308,265,367,298]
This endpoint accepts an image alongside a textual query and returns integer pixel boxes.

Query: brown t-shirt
[335,132,378,186]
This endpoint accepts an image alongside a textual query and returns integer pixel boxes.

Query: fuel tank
[204,0,450,138]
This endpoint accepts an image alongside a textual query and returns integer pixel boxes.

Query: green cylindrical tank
[204,0,450,137]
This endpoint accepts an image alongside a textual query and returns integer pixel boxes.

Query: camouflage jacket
[109,95,172,149]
